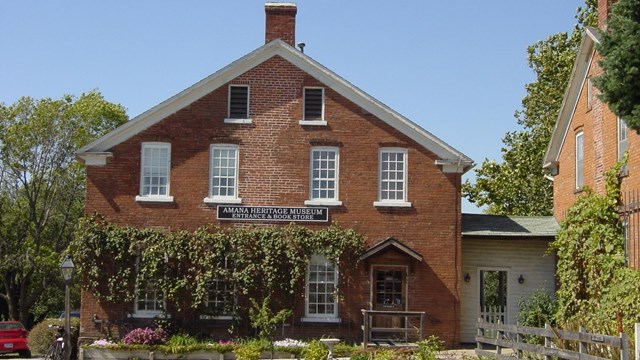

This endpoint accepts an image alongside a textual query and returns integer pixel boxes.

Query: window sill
[304,200,342,206]
[135,195,175,203]
[199,315,233,320]
[204,197,243,204]
[130,312,170,319]
[299,120,327,126]
[373,201,412,208]
[301,317,341,323]
[224,118,253,124]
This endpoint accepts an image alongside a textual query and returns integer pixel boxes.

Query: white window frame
[305,147,342,206]
[302,254,340,323]
[132,256,167,318]
[133,281,166,318]
[136,142,174,203]
[575,132,584,189]
[374,148,411,207]
[204,144,242,204]
[586,77,593,111]
[618,117,628,161]
[299,87,327,126]
[201,258,235,320]
[225,85,252,124]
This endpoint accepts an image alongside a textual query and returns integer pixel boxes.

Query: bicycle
[43,324,65,360]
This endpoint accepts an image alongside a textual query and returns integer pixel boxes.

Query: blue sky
[1,1,585,213]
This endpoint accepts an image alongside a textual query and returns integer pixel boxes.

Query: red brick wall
[81,56,462,345]
[553,51,640,267]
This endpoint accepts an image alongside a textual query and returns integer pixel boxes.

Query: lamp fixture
[60,255,75,285]
[518,274,524,284]
[464,273,471,283]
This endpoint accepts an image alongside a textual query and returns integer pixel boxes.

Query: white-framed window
[136,142,173,203]
[299,87,327,126]
[202,258,235,319]
[134,281,165,317]
[586,77,593,111]
[204,144,241,204]
[225,85,251,124]
[305,147,341,206]
[618,117,628,161]
[303,254,339,322]
[576,131,584,189]
[374,148,411,207]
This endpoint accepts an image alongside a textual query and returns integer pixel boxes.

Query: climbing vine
[70,213,365,313]
[551,158,640,336]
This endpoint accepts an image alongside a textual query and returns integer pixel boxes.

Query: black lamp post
[60,255,75,360]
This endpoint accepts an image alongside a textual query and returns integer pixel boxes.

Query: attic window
[300,88,327,126]
[225,85,251,124]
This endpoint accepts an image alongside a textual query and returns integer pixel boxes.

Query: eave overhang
[543,27,601,175]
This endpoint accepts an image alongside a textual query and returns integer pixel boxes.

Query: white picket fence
[480,304,506,325]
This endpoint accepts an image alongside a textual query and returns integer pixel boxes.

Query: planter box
[81,348,296,360]
[81,348,151,360]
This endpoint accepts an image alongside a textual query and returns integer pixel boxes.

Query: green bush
[302,340,328,360]
[414,335,444,360]
[27,318,80,355]
[517,287,557,328]
[234,342,262,360]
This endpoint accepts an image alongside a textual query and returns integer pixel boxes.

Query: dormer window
[300,87,326,126]
[225,85,251,124]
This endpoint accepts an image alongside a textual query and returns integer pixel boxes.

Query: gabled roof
[359,237,423,262]
[77,40,473,173]
[543,27,602,173]
[461,213,559,238]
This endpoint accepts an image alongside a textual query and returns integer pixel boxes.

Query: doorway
[478,268,507,324]
[371,266,407,335]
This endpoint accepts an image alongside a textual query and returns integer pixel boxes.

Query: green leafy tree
[463,1,597,215]
[595,0,640,132]
[0,91,127,325]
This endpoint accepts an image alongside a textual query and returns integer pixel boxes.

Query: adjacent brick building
[544,0,640,268]
[76,2,474,345]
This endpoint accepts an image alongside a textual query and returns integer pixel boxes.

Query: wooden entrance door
[372,266,406,332]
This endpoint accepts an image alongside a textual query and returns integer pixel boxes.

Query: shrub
[517,287,557,328]
[27,318,80,355]
[122,327,167,345]
[234,343,262,360]
[414,335,444,360]
[302,340,328,360]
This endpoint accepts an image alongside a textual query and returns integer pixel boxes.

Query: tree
[463,1,597,215]
[0,91,127,325]
[595,0,640,132]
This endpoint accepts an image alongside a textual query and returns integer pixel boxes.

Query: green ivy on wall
[70,213,365,314]
[551,157,640,337]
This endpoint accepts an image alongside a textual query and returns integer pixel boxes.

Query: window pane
[141,144,170,197]
[379,149,407,201]
[310,148,338,200]
[305,254,338,317]
[211,146,238,199]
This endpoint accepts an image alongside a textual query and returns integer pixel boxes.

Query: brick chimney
[598,0,617,29]
[265,2,297,46]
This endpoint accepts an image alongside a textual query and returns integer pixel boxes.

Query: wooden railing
[476,319,629,360]
[361,310,425,346]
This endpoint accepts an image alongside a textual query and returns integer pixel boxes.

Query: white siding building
[459,215,558,343]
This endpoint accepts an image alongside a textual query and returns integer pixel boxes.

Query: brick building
[76,2,474,345]
[543,0,640,268]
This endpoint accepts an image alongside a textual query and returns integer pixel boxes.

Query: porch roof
[359,237,423,262]
[462,214,559,238]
